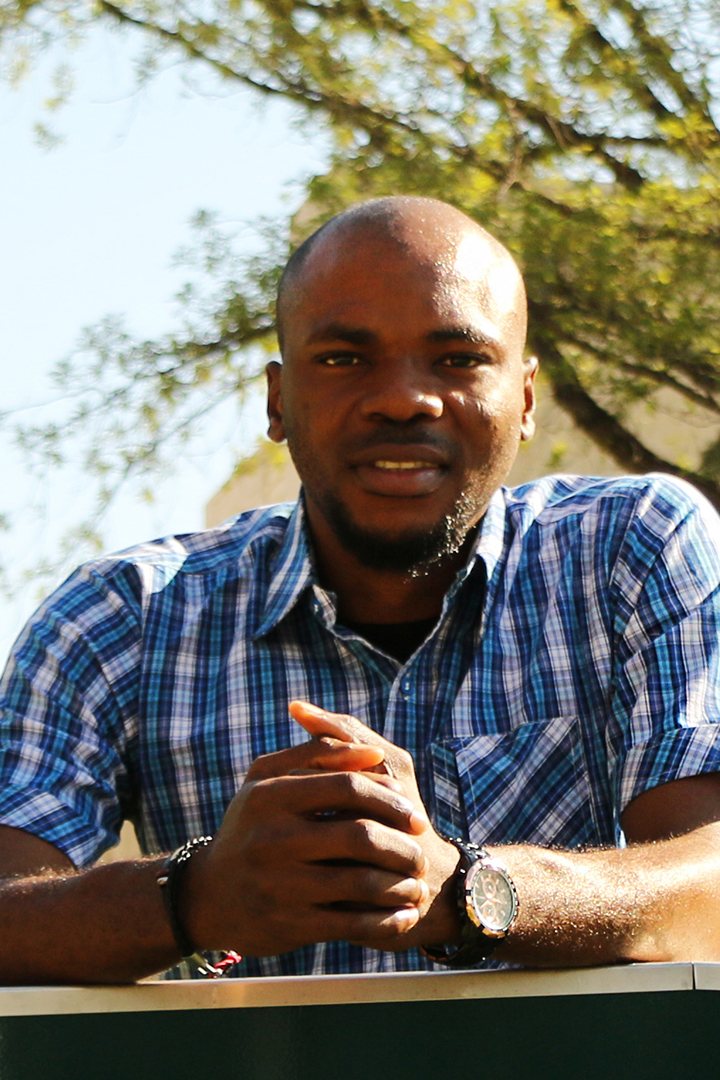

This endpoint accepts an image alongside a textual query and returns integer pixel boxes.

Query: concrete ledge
[0,961,698,1016]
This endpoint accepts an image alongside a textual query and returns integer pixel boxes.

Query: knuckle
[393,747,413,773]
[360,818,381,849]
[329,770,356,797]
[342,817,377,858]
[242,776,276,808]
[336,770,370,802]
[338,773,358,799]
[244,756,270,780]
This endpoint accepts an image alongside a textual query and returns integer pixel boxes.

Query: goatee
[317,490,478,576]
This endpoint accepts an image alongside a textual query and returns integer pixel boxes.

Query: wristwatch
[422,838,519,968]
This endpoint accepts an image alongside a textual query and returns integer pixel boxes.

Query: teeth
[373,461,434,470]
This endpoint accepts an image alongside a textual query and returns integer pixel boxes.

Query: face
[267,221,537,574]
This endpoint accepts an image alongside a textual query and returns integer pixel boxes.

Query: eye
[437,353,488,369]
[318,352,363,367]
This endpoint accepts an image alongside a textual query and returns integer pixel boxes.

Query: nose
[360,360,444,423]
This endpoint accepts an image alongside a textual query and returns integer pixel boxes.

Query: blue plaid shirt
[2,472,720,976]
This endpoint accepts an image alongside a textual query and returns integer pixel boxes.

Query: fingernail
[410,809,429,832]
[295,702,325,717]
[396,907,420,929]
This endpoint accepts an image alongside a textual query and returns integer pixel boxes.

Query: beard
[312,487,479,576]
[285,417,487,575]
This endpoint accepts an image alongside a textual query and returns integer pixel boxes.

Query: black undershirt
[340,615,439,664]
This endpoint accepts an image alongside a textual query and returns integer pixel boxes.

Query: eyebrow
[306,323,500,348]
[426,326,500,348]
[306,324,377,346]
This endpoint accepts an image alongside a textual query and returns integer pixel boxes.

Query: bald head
[276,197,527,355]
[267,194,538,579]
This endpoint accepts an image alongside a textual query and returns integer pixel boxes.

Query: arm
[496,779,720,967]
[290,702,720,965]
[0,567,434,983]
[0,828,179,984]
[0,738,428,984]
[4,711,718,982]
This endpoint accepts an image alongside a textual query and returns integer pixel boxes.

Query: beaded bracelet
[156,836,242,979]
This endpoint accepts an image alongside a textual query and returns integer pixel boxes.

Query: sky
[0,22,328,661]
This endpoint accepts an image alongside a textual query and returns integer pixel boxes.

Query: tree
[2,0,720,563]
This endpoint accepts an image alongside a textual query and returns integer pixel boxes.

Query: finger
[246,738,384,781]
[339,906,421,945]
[304,817,427,876]
[288,769,407,798]
[297,864,430,909]
[308,737,386,773]
[310,736,386,771]
[289,701,414,784]
[250,812,427,877]
[262,904,421,954]
[247,772,427,836]
[289,700,386,750]
[239,897,421,956]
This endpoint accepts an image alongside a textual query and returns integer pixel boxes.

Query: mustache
[344,426,457,456]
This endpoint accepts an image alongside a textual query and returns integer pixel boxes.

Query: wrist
[422,838,519,967]
[157,837,241,977]
[176,839,216,950]
[418,837,463,948]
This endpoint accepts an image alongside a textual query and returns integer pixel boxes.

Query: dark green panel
[0,991,717,1080]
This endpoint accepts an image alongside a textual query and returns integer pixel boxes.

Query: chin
[334,512,474,575]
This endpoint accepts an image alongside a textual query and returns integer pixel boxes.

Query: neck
[306,512,476,625]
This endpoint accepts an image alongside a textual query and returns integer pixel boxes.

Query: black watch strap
[422,837,514,969]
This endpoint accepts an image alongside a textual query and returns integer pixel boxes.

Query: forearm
[0,859,180,984]
[494,822,720,967]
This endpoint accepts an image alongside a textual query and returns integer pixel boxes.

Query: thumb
[288,700,387,751]
[289,702,427,824]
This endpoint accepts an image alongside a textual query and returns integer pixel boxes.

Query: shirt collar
[473,487,509,586]
[252,486,510,639]
[429,487,507,618]
[253,496,316,638]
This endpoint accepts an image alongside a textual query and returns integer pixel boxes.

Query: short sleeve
[608,477,720,815]
[0,563,143,867]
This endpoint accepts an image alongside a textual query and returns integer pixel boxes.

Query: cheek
[460,386,524,441]
[281,388,323,442]
[457,391,526,482]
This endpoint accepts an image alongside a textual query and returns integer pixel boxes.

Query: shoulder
[504,473,717,535]
[91,501,298,581]
[501,474,720,592]
[11,502,300,652]
[502,475,720,614]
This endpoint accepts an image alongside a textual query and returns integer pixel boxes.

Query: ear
[520,355,538,442]
[266,361,285,443]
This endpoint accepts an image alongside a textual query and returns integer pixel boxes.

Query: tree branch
[534,332,720,509]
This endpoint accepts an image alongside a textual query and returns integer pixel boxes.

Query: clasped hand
[182,701,460,958]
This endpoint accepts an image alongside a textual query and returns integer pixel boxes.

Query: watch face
[467,863,517,935]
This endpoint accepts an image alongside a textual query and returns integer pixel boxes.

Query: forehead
[285,226,524,344]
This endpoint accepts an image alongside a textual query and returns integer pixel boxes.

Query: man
[1,196,720,983]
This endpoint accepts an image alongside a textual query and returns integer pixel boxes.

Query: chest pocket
[428,715,598,848]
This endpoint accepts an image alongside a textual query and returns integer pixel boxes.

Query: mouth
[373,460,440,471]
[352,454,448,497]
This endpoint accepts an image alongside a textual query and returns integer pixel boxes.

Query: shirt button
[401,678,412,697]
